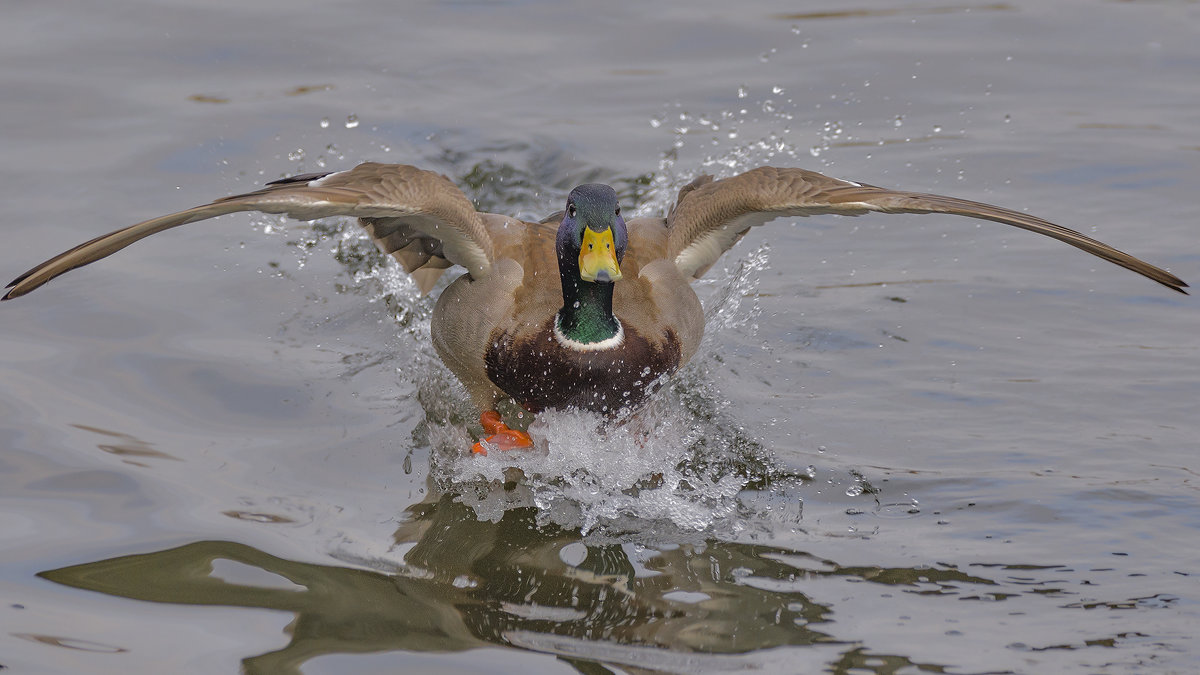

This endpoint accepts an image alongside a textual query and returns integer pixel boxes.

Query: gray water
[2,1,1199,673]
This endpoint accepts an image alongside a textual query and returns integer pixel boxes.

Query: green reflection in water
[40,494,982,674]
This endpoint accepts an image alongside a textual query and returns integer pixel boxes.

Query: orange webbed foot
[471,410,534,456]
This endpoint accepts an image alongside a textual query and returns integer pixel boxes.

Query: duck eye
[567,204,577,218]
[615,206,621,216]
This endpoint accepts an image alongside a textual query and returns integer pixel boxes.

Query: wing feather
[668,166,1187,293]
[3,163,490,299]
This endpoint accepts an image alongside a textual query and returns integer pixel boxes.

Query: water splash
[639,83,809,211]
[436,408,750,535]
[418,243,803,537]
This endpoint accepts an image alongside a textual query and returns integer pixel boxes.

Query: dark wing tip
[1145,267,1188,295]
[265,171,334,186]
[3,269,37,299]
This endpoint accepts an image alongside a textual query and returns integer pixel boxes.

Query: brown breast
[484,317,682,414]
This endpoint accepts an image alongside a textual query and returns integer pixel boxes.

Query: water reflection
[41,491,1023,674]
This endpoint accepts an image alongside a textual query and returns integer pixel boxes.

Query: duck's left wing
[667,166,1186,294]
[4,162,492,300]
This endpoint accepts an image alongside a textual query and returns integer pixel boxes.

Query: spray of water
[268,127,820,537]
[393,243,802,536]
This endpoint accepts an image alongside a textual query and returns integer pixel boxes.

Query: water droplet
[559,542,588,567]
[344,114,359,129]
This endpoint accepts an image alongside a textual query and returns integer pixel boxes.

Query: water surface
[2,1,1199,673]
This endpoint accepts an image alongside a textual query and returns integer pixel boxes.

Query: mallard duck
[3,163,1187,453]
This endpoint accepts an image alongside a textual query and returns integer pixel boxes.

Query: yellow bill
[579,227,622,283]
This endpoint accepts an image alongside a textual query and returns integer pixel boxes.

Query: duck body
[3,163,1186,447]
[431,198,700,415]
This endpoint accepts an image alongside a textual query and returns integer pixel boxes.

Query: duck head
[554,184,628,346]
[556,183,627,283]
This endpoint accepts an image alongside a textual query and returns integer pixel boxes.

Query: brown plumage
[3,163,1187,419]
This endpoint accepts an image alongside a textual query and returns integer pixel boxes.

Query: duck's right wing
[4,162,492,300]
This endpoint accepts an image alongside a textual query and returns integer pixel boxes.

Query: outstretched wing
[667,166,1187,294]
[3,162,492,300]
